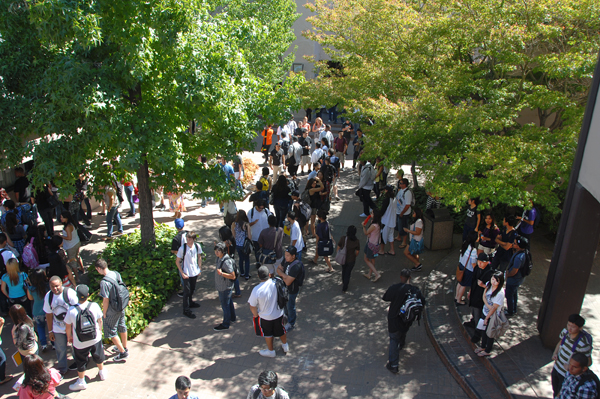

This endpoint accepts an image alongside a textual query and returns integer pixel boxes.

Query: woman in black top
[312,210,333,272]
[272,176,292,228]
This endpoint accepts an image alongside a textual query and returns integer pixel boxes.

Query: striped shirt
[554,328,593,377]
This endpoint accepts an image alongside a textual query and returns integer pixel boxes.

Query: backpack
[74,303,97,341]
[398,285,424,325]
[273,276,289,309]
[18,203,37,227]
[368,164,377,182]
[295,261,305,287]
[47,288,77,321]
[221,256,239,279]
[76,223,93,243]
[574,371,600,399]
[260,176,270,192]
[519,250,533,277]
[560,329,593,353]
[281,140,290,154]
[22,238,40,269]
[113,180,124,203]
[102,274,130,312]
[0,248,9,275]
[182,242,200,266]
[299,202,312,221]
[253,387,285,399]
[301,189,311,205]
[401,188,416,207]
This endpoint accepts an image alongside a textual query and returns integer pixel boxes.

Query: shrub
[242,157,259,187]
[87,223,179,339]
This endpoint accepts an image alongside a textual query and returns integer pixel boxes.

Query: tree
[301,0,600,213]
[0,0,302,245]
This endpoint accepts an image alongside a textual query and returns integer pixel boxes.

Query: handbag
[486,310,509,339]
[257,229,281,264]
[456,262,465,282]
[47,194,60,208]
[409,238,424,255]
[334,237,347,265]
[317,222,334,256]
[242,236,253,256]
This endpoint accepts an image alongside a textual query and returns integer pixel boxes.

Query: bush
[87,223,179,339]
[242,157,259,187]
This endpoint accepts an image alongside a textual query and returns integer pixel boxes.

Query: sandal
[398,244,407,248]
[478,351,491,357]
[474,348,485,354]
[362,273,372,280]
[386,252,396,256]
[373,275,381,282]
[0,375,14,385]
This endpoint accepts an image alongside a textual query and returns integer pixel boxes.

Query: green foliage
[87,223,179,339]
[301,0,600,221]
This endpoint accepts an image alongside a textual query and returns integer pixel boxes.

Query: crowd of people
[0,112,597,398]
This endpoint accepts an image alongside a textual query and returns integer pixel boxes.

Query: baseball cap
[174,218,184,229]
[285,245,298,256]
[477,253,489,262]
[76,284,90,300]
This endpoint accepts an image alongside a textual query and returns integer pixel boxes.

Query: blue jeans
[106,206,122,237]
[35,316,48,346]
[296,251,302,262]
[124,185,136,215]
[505,276,524,314]
[286,292,299,327]
[388,330,407,368]
[218,289,236,328]
[237,246,250,277]
[53,332,71,373]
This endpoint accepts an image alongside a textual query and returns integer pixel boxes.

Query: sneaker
[214,324,229,331]
[218,212,224,216]
[110,347,128,354]
[41,345,49,352]
[68,362,78,371]
[386,362,399,374]
[183,311,196,319]
[410,264,422,272]
[284,323,293,331]
[98,369,107,381]
[259,349,276,358]
[177,291,184,298]
[69,379,87,391]
[359,213,368,217]
[282,343,289,353]
[190,302,201,308]
[113,351,129,362]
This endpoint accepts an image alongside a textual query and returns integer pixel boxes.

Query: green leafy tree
[302,0,600,214]
[0,0,301,245]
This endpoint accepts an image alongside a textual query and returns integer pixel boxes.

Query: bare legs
[403,245,419,266]
[362,254,381,281]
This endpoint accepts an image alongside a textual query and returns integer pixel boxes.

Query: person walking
[337,225,360,293]
[403,208,424,272]
[64,284,106,391]
[232,210,252,280]
[214,242,236,331]
[248,266,289,358]
[175,232,202,319]
[58,210,83,283]
[357,160,376,218]
[95,259,129,361]
[312,210,333,273]
[102,182,123,240]
[362,214,382,282]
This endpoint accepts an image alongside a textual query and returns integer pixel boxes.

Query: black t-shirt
[382,283,426,333]
[469,266,493,309]
[34,186,53,211]
[233,155,243,173]
[496,228,516,261]
[271,149,284,166]
[465,207,480,228]
[299,136,312,156]
[171,230,187,252]
[285,260,303,295]
[14,176,30,202]
[321,164,336,183]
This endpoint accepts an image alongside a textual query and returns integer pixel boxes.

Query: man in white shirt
[324,124,335,149]
[287,211,304,262]
[44,276,79,375]
[176,232,203,319]
[248,266,288,358]
[65,284,106,391]
[395,178,413,247]
[249,201,270,265]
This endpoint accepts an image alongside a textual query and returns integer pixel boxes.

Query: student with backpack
[557,352,599,399]
[64,284,106,391]
[247,370,290,398]
[95,259,130,362]
[505,235,529,317]
[214,242,237,331]
[175,232,203,319]
[382,269,426,374]
[276,246,305,332]
[551,314,593,396]
[357,159,376,218]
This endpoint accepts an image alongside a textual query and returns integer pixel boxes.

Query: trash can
[423,208,454,250]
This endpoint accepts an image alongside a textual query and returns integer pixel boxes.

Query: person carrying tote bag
[313,210,334,272]
[474,271,506,357]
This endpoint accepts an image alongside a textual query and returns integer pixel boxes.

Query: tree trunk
[411,160,419,188]
[137,157,156,246]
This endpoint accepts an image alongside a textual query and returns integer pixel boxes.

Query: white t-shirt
[64,301,103,349]
[410,219,424,241]
[249,208,269,240]
[42,288,79,334]
[459,245,477,272]
[311,148,323,163]
[0,247,16,265]
[482,286,505,317]
[248,279,284,321]
[176,243,202,277]
[290,221,304,252]
[396,188,412,216]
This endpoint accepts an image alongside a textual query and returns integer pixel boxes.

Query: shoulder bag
[486,310,509,339]
[257,229,280,264]
[334,237,347,265]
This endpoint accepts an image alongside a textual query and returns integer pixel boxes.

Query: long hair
[305,178,317,193]
[489,271,505,299]
[460,230,479,256]
[483,213,496,230]
[22,355,51,395]
[9,304,34,327]
[218,226,234,244]
[60,210,77,230]
[5,212,19,235]
[29,268,48,298]
[275,175,288,189]
[235,209,249,228]
[371,213,382,227]
[5,257,20,286]
[346,225,358,242]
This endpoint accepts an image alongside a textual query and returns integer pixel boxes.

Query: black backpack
[295,261,305,287]
[519,250,533,277]
[102,274,130,312]
[74,303,97,341]
[273,276,289,309]
[398,285,424,325]
[575,371,600,399]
